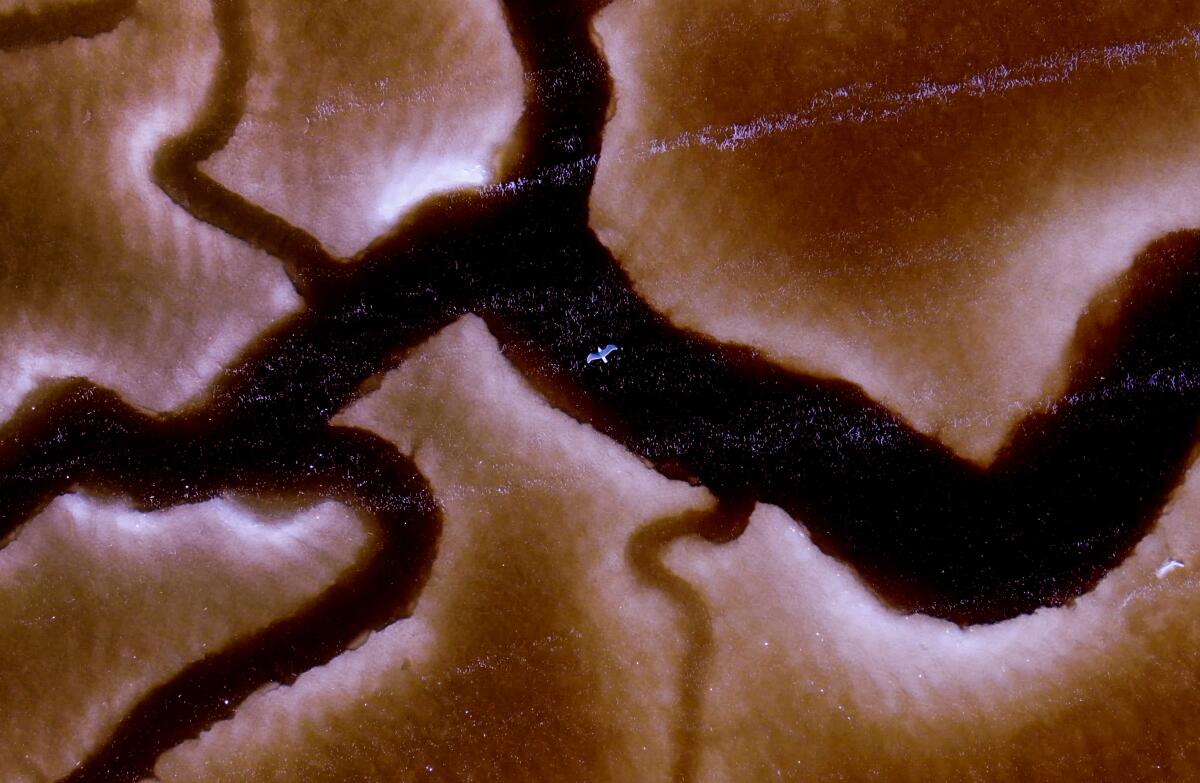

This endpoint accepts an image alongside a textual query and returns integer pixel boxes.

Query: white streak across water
[648,28,1200,154]
[483,27,1200,196]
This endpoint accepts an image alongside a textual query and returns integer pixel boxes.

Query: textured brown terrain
[593,0,1200,461]
[2,0,1200,781]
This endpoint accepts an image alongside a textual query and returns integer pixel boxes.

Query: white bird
[1156,558,1186,579]
[586,344,619,364]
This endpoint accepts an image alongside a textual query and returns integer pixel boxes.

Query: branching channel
[4,0,1200,779]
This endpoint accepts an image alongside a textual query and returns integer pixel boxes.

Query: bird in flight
[1156,558,1186,579]
[586,344,619,364]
